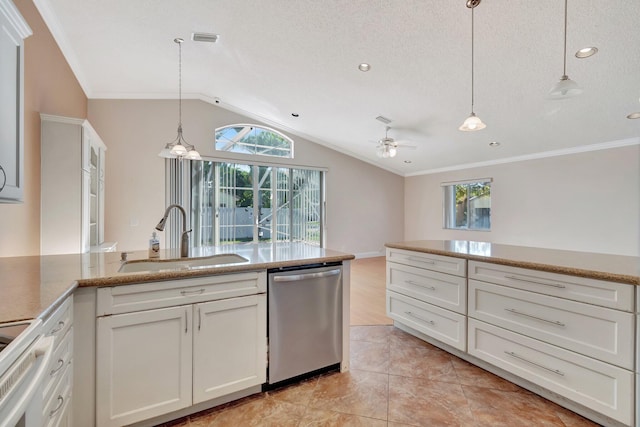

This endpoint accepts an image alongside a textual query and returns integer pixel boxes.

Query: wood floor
[349,256,392,326]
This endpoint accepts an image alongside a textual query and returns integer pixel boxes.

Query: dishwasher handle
[272,268,341,282]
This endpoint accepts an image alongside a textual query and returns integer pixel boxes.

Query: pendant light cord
[177,38,183,128]
[471,4,475,113]
[562,0,568,77]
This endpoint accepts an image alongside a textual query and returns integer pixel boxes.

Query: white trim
[39,113,84,126]
[354,251,385,259]
[441,177,492,187]
[0,0,32,39]
[33,0,90,96]
[408,137,640,177]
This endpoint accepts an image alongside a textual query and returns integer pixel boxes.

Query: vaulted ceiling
[34,0,640,176]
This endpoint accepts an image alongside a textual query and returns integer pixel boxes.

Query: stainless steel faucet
[155,204,190,258]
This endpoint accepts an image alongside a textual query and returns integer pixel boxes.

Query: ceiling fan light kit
[459,0,486,132]
[549,0,583,99]
[159,37,202,160]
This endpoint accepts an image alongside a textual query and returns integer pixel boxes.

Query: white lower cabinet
[193,296,266,403]
[96,305,192,426]
[469,319,634,425]
[387,290,466,350]
[386,251,637,427]
[95,274,267,427]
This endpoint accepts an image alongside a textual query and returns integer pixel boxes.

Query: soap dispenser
[149,231,160,258]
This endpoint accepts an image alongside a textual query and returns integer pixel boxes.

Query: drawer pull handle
[50,358,65,376]
[49,395,64,417]
[407,257,435,265]
[405,280,436,291]
[404,311,435,326]
[504,275,566,289]
[504,351,565,376]
[504,308,565,327]
[50,321,65,335]
[180,288,205,296]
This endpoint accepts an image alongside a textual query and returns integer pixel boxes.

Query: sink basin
[118,254,249,273]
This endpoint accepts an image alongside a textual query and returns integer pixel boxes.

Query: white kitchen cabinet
[193,296,266,403]
[95,273,267,427]
[386,248,468,351]
[468,319,634,425]
[469,279,634,369]
[96,305,192,427]
[41,114,107,254]
[0,0,31,203]
[41,295,74,427]
[386,250,637,427]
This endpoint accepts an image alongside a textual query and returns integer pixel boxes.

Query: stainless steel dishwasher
[267,263,342,385]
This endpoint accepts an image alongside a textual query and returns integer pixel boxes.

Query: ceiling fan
[375,126,416,158]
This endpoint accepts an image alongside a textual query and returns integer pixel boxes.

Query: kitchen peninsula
[385,240,639,427]
[0,242,354,427]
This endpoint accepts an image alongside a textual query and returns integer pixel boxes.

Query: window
[443,179,491,230]
[190,160,323,247]
[215,124,293,158]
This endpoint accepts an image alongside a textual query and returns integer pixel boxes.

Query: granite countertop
[385,240,640,285]
[0,242,355,325]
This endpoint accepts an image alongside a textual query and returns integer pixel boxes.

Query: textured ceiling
[34,0,640,176]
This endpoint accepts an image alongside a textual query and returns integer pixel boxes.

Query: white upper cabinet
[0,0,32,203]
[40,114,106,254]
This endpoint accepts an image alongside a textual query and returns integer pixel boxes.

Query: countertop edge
[77,254,356,288]
[385,243,640,286]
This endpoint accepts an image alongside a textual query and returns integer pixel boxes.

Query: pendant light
[159,38,201,160]
[459,0,486,132]
[548,0,582,99]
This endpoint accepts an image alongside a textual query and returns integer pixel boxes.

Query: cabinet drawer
[387,261,466,314]
[469,261,634,311]
[386,248,466,277]
[43,327,73,402]
[468,319,634,426]
[97,271,266,315]
[43,296,73,348]
[386,290,466,351]
[43,360,72,426]
[469,280,634,369]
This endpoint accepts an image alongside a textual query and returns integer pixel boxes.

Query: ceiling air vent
[191,32,219,43]
[375,116,392,124]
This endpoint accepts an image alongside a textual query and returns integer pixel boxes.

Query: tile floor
[164,325,601,427]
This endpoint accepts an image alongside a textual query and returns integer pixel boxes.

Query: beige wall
[405,144,640,256]
[87,99,405,257]
[0,0,87,257]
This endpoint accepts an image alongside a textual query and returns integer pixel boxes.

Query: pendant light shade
[159,38,202,160]
[459,112,486,132]
[548,0,582,99]
[549,75,582,99]
[459,0,486,132]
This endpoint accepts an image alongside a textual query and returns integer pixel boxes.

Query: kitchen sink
[118,254,249,273]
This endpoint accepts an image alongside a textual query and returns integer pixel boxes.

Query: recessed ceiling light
[489,141,501,147]
[575,47,598,58]
[358,63,371,72]
[192,32,219,43]
[291,113,299,117]
[627,112,640,119]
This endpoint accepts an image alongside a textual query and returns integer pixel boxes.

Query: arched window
[215,124,293,158]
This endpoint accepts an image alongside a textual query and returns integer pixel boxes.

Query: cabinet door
[96,306,192,427]
[193,295,266,404]
[81,169,91,253]
[0,1,29,203]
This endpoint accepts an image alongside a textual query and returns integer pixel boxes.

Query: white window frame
[442,178,492,231]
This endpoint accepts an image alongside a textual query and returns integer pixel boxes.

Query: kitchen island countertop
[386,240,639,285]
[0,242,355,324]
